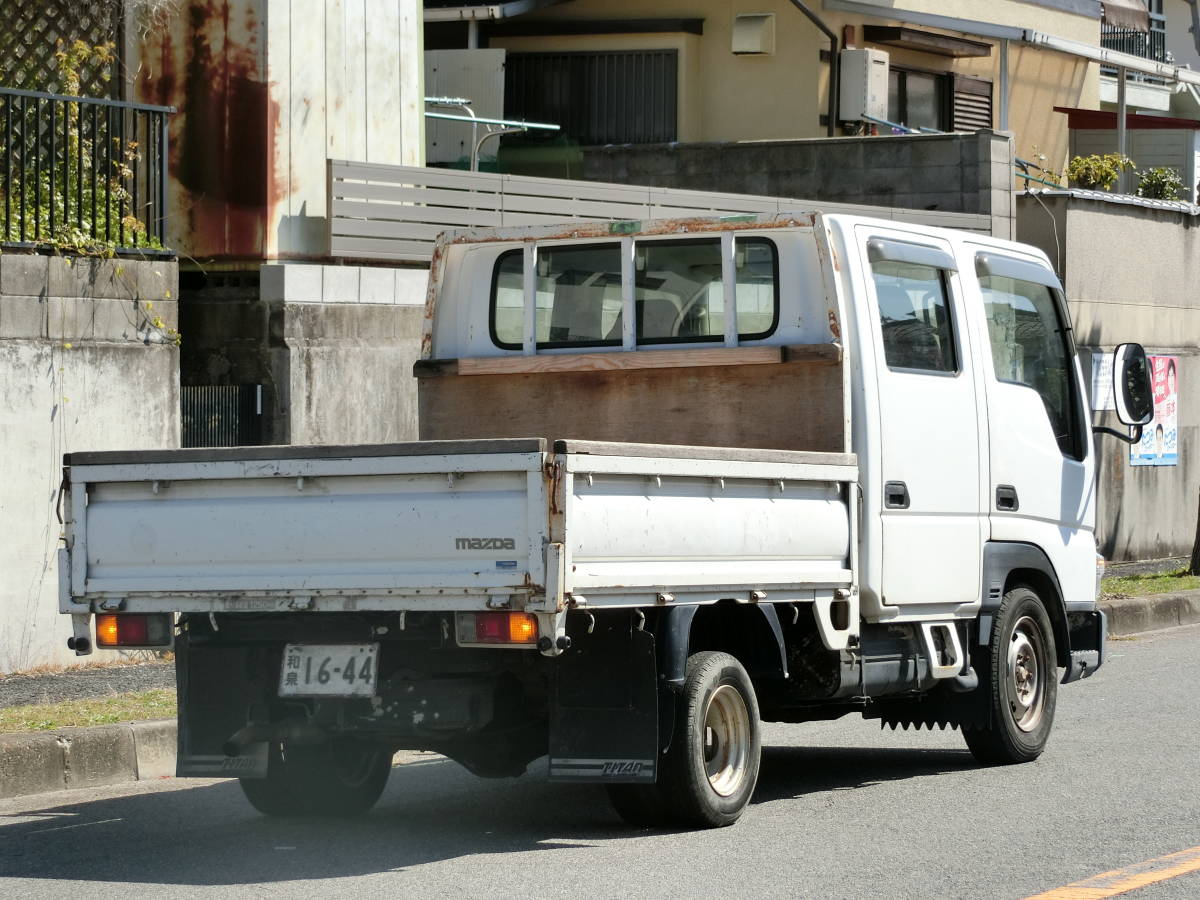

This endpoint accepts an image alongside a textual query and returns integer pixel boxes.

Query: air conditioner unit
[839,48,889,122]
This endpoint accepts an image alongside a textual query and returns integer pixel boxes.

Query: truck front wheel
[964,585,1058,765]
[657,651,761,828]
[239,740,392,817]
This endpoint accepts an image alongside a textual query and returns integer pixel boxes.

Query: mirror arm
[1092,424,1142,445]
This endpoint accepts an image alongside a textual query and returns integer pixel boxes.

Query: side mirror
[1113,343,1154,427]
[1094,343,1155,444]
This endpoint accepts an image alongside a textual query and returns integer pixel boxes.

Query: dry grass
[0,652,172,682]
[0,689,176,732]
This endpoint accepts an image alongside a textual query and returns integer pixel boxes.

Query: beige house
[426,0,1119,174]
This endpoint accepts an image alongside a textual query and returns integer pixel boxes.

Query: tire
[657,651,761,828]
[239,740,393,817]
[963,585,1058,765]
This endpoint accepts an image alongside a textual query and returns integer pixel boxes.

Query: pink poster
[1130,355,1178,466]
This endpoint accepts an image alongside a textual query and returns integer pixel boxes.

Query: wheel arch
[980,542,1070,670]
[657,602,788,691]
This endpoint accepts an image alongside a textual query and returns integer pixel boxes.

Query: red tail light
[95,614,173,648]
[455,612,539,646]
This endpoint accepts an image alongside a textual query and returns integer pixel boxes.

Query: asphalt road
[2,625,1199,900]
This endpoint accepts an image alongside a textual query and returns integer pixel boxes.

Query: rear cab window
[490,237,778,350]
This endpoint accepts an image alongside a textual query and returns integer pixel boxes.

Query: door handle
[995,485,1019,511]
[884,481,910,509]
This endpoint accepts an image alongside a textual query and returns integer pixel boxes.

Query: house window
[888,68,948,131]
[888,68,992,133]
[505,50,678,145]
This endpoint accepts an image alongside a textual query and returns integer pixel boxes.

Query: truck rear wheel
[964,586,1058,765]
[239,740,392,817]
[657,651,761,828]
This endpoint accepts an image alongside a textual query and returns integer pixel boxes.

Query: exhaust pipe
[223,720,328,757]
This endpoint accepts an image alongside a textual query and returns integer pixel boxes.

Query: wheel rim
[702,684,750,797]
[1007,616,1047,732]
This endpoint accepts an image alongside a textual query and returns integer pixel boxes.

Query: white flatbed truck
[59,212,1153,826]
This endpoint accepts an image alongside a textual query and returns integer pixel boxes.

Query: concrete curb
[0,719,174,800]
[1100,589,1200,636]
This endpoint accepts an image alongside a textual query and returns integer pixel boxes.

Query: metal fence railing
[1101,13,1168,82]
[0,85,174,251]
[182,385,266,448]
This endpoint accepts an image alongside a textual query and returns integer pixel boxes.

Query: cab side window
[870,260,957,373]
[979,274,1084,459]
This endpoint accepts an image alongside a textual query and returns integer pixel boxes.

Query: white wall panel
[425,50,506,165]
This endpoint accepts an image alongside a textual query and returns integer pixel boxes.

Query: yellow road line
[1023,845,1200,899]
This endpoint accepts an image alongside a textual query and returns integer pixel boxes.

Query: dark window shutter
[952,75,992,132]
[506,50,678,145]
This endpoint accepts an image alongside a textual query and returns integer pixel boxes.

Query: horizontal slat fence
[328,160,993,263]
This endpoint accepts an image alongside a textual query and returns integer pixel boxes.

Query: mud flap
[1063,609,1106,683]
[175,632,270,778]
[548,614,658,784]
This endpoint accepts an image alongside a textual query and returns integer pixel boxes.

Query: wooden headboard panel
[415,345,844,453]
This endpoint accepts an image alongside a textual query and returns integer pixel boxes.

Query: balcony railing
[1100,12,1168,82]
[0,85,174,252]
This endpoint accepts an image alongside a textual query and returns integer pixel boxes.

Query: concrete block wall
[260,263,429,307]
[277,264,427,446]
[0,254,180,674]
[180,264,428,448]
[1017,192,1200,562]
[577,131,1015,239]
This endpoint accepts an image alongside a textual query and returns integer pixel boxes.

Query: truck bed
[61,438,857,616]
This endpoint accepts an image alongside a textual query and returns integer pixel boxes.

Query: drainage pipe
[787,0,840,136]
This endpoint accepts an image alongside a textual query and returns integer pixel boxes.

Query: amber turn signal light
[94,613,173,648]
[455,612,539,646]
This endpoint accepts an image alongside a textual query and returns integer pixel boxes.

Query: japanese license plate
[279,644,378,697]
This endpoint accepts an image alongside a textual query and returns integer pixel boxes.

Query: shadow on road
[754,744,976,803]
[0,744,975,886]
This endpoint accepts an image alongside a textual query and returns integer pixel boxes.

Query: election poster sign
[1130,355,1178,467]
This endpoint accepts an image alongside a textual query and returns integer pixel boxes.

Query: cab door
[967,250,1096,601]
[859,230,986,610]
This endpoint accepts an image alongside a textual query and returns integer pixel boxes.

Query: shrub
[1136,166,1186,201]
[0,40,162,255]
[1066,154,1135,191]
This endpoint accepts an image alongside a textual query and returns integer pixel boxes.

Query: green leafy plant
[1066,153,1135,191]
[1,40,163,255]
[1136,166,1186,201]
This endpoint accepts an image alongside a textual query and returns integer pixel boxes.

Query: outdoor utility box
[732,13,776,55]
[840,48,889,122]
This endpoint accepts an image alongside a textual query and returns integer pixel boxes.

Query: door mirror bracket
[1092,424,1142,445]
